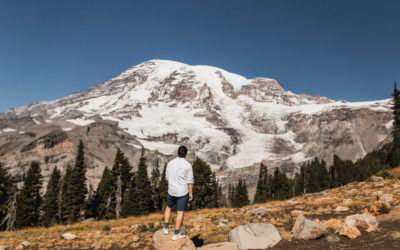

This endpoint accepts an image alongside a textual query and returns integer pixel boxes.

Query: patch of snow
[136,139,178,155]
[62,127,73,132]
[19,131,25,134]
[127,143,142,149]
[66,118,95,126]
[3,128,16,132]
[385,120,393,129]
[33,119,41,125]
[45,120,52,123]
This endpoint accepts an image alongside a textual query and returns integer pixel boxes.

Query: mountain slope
[0,59,393,191]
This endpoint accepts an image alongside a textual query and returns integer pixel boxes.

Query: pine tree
[134,151,154,214]
[84,184,96,219]
[40,166,61,227]
[157,163,168,211]
[121,173,138,217]
[192,158,214,209]
[271,168,292,200]
[95,167,116,220]
[234,178,249,208]
[254,164,268,204]
[61,140,88,224]
[15,161,43,229]
[388,81,400,168]
[0,163,16,231]
[60,165,73,223]
[228,184,235,208]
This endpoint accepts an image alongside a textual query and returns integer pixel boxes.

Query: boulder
[292,214,326,240]
[198,242,238,250]
[370,176,384,182]
[378,193,394,205]
[228,223,281,249]
[62,232,77,240]
[251,206,269,215]
[323,219,343,232]
[153,229,195,250]
[325,234,340,243]
[334,206,349,212]
[16,241,30,250]
[339,226,361,239]
[345,214,378,231]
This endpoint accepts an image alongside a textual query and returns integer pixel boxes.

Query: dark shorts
[166,193,189,211]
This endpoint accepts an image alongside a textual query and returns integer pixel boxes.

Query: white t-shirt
[166,157,194,197]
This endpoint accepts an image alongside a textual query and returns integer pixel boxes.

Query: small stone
[335,206,349,212]
[130,224,139,229]
[370,176,384,182]
[132,235,140,242]
[325,234,340,243]
[343,199,353,203]
[95,231,102,236]
[391,232,400,240]
[217,222,226,227]
[378,194,394,204]
[81,218,94,224]
[339,226,361,239]
[251,206,269,215]
[62,232,77,240]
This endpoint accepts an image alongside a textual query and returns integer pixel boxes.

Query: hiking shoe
[163,227,169,235]
[171,233,186,241]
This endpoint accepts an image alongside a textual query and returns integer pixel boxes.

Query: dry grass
[390,167,400,179]
[1,178,399,249]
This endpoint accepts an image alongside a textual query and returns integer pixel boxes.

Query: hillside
[0,60,392,194]
[1,174,399,249]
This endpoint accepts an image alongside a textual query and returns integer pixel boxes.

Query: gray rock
[335,206,349,212]
[378,193,394,204]
[370,176,384,182]
[345,214,378,231]
[292,214,326,240]
[251,206,269,215]
[0,245,8,250]
[197,242,238,250]
[62,232,77,240]
[132,235,140,242]
[130,224,139,229]
[228,223,281,249]
[325,234,340,243]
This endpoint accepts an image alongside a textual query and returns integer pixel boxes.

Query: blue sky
[0,0,399,112]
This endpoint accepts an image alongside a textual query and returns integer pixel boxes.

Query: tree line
[0,144,225,230]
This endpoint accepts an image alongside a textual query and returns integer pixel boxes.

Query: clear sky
[0,0,399,112]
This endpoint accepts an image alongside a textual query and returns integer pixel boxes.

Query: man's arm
[188,184,193,201]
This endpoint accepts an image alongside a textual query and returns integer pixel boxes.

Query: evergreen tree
[134,151,154,214]
[253,164,268,204]
[227,184,235,208]
[388,81,400,168]
[0,163,16,231]
[192,158,215,209]
[271,168,292,200]
[60,165,73,223]
[95,167,116,220]
[40,167,61,227]
[61,140,87,224]
[233,178,249,208]
[15,161,43,229]
[121,173,138,217]
[157,163,168,211]
[84,184,96,219]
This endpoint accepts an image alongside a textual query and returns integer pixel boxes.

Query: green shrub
[379,203,391,214]
[102,224,111,231]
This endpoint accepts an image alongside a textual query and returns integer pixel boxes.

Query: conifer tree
[254,164,268,204]
[271,167,292,200]
[234,178,249,208]
[192,158,214,209]
[95,167,115,220]
[84,184,96,219]
[60,165,73,223]
[61,140,87,224]
[0,163,16,231]
[121,173,138,217]
[15,161,43,229]
[40,167,61,227]
[134,150,154,214]
[228,183,235,208]
[157,163,168,211]
[388,81,400,168]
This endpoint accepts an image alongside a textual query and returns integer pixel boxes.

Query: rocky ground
[0,172,399,249]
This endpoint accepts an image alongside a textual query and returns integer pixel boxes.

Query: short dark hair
[178,146,187,158]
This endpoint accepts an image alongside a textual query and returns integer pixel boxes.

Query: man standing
[163,146,194,241]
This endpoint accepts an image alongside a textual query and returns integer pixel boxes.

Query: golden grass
[1,178,399,249]
[390,167,400,179]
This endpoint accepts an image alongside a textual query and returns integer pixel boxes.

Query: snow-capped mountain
[0,60,393,193]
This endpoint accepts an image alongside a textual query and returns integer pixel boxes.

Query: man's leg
[164,205,172,224]
[175,211,184,231]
